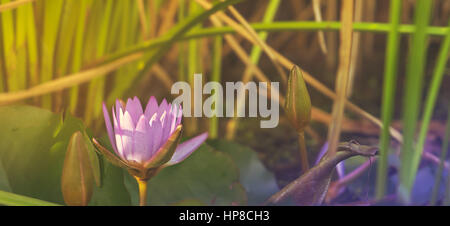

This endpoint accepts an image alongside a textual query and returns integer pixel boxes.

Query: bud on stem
[285,65,312,173]
[61,131,99,206]
[285,65,312,132]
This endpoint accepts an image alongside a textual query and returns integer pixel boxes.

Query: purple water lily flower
[94,96,208,180]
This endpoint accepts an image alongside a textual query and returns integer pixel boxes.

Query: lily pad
[89,160,131,206]
[0,160,11,192]
[124,143,247,205]
[208,139,279,205]
[0,105,122,205]
[0,105,64,203]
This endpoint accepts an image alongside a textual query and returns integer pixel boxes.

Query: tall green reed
[376,0,402,200]
[399,0,433,204]
[209,35,222,139]
[431,105,450,205]
[226,0,281,140]
[40,0,64,109]
[68,0,90,114]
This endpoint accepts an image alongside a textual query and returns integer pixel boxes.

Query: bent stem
[298,131,309,173]
[135,176,148,206]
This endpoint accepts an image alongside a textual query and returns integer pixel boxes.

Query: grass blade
[40,0,64,109]
[0,190,61,206]
[54,0,80,110]
[416,17,450,189]
[0,0,34,12]
[326,0,354,156]
[209,35,222,139]
[0,52,143,105]
[125,0,245,95]
[185,0,201,136]
[431,104,450,205]
[15,1,27,90]
[375,0,402,200]
[105,0,141,106]
[55,0,80,78]
[68,0,90,114]
[26,2,38,88]
[398,0,433,204]
[226,0,281,140]
[1,0,17,92]
[84,0,114,126]
[422,18,450,205]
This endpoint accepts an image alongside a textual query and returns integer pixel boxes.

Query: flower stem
[135,176,148,206]
[298,131,309,173]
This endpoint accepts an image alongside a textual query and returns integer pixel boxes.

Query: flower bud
[285,65,312,132]
[61,131,99,206]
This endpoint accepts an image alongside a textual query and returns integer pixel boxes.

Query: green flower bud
[285,65,312,132]
[61,131,100,206]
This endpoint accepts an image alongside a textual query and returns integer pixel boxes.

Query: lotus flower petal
[126,97,143,124]
[161,105,174,143]
[119,110,135,160]
[133,115,151,163]
[150,114,163,156]
[157,98,169,117]
[144,96,158,119]
[115,99,124,124]
[165,132,208,166]
[112,106,125,159]
[102,102,117,153]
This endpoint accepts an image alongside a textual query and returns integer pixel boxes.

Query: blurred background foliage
[0,0,450,205]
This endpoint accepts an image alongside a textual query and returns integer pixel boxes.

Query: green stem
[417,17,450,203]
[227,0,281,140]
[135,177,148,206]
[298,131,309,173]
[102,21,450,66]
[209,35,222,139]
[399,0,433,204]
[376,0,402,200]
[431,104,450,205]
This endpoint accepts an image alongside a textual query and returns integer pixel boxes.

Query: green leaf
[0,105,100,205]
[87,135,131,206]
[124,143,247,206]
[0,105,64,204]
[0,159,11,192]
[0,190,61,206]
[89,160,131,206]
[208,139,279,205]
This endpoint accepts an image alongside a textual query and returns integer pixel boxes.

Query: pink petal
[161,105,174,143]
[132,115,151,163]
[176,104,182,125]
[112,106,125,159]
[115,99,124,124]
[157,98,168,116]
[144,96,158,119]
[102,102,117,152]
[149,116,164,157]
[169,105,179,135]
[165,132,208,166]
[126,97,143,125]
[119,110,135,161]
